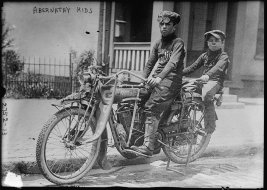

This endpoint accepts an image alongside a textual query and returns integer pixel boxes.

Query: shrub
[75,49,96,74]
[4,73,71,99]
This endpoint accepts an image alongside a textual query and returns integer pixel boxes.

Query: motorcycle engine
[116,102,145,146]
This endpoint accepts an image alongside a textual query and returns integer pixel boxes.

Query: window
[255,2,264,59]
[114,2,152,42]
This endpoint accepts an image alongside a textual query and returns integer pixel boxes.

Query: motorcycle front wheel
[36,107,101,185]
[163,98,211,164]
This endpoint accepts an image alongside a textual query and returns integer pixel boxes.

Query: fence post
[5,54,8,87]
[69,53,73,93]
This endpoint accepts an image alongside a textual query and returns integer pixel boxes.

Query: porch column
[97,1,104,66]
[231,2,247,82]
[213,2,228,32]
[108,1,115,74]
[240,1,263,76]
[150,1,174,47]
[227,1,263,95]
[175,2,190,48]
[175,2,190,67]
[213,2,228,52]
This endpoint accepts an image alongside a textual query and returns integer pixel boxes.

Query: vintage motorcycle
[36,65,223,184]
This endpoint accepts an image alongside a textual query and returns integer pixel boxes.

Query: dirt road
[2,99,264,163]
[2,98,264,188]
[8,152,263,188]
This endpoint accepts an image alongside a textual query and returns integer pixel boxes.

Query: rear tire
[163,98,211,164]
[36,107,101,184]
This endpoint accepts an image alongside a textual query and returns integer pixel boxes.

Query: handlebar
[99,70,147,81]
[82,68,165,90]
[83,69,146,81]
[84,67,207,84]
[116,84,145,89]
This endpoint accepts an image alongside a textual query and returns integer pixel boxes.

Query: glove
[147,76,162,87]
[200,75,209,82]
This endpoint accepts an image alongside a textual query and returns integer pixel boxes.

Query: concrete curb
[2,143,263,176]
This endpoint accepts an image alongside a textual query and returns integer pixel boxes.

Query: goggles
[157,16,171,24]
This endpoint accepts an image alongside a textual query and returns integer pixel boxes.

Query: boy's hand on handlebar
[147,76,162,87]
[138,82,145,87]
[199,75,209,82]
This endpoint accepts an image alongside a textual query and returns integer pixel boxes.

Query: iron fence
[3,56,80,99]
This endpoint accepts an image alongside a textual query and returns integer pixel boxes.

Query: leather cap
[157,11,180,25]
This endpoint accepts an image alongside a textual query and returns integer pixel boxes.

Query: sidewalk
[1,98,264,176]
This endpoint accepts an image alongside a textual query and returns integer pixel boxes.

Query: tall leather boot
[131,115,159,156]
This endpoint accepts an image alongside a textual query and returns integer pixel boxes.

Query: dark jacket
[183,49,230,85]
[143,33,186,83]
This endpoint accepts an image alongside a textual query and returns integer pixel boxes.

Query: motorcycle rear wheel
[163,98,211,164]
[36,107,101,184]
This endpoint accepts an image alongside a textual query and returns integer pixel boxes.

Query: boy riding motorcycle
[131,11,186,156]
[183,30,230,134]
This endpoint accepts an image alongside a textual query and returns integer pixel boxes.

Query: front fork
[52,101,97,147]
[108,108,123,149]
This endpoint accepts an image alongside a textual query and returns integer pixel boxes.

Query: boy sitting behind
[183,30,230,134]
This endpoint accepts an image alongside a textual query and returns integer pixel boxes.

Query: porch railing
[110,42,151,73]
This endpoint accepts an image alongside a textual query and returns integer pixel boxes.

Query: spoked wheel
[163,98,211,164]
[36,107,101,185]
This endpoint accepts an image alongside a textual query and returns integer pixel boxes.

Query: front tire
[36,107,101,184]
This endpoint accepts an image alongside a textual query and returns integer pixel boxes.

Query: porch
[109,42,151,79]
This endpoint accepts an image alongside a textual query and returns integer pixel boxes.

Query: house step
[222,94,238,102]
[221,87,229,94]
[238,98,264,105]
[216,102,245,109]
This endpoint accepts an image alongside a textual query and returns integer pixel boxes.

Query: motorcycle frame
[54,69,221,160]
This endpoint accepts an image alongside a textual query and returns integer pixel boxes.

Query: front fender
[53,106,80,115]
[59,91,89,106]
[55,103,111,169]
[81,79,118,144]
[54,104,111,169]
[96,128,112,170]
